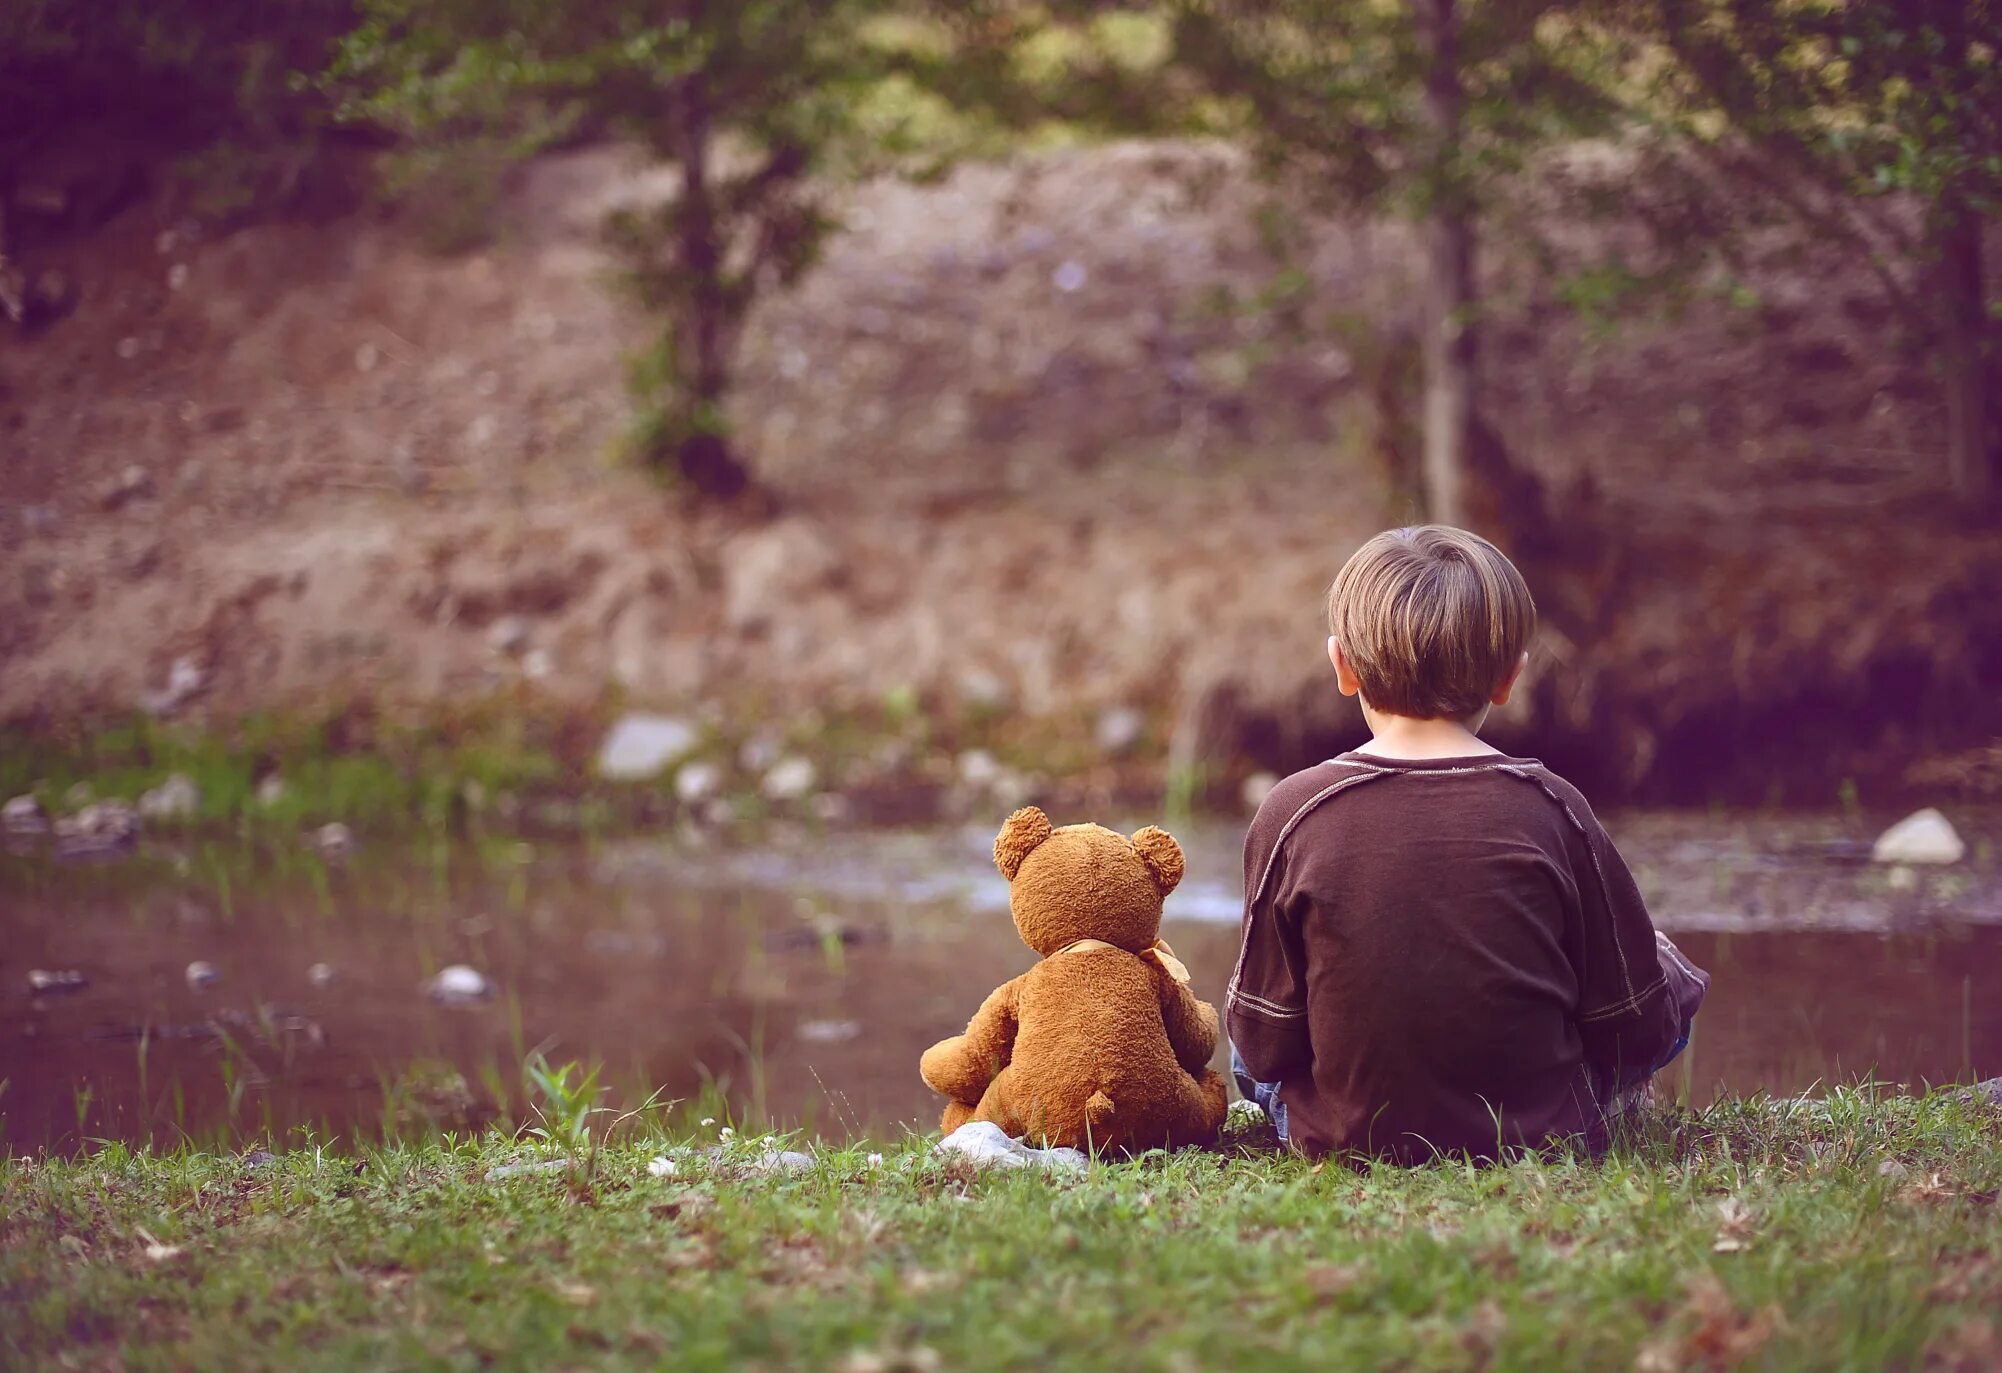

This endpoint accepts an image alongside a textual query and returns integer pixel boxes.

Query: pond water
[4,810,1999,1152]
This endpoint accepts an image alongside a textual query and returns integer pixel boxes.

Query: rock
[1871,808,1965,865]
[935,1121,1086,1172]
[704,1143,815,1175]
[487,615,531,657]
[27,969,89,995]
[140,655,206,716]
[255,775,288,808]
[1095,705,1146,756]
[956,669,1013,713]
[721,519,844,633]
[1240,771,1280,812]
[762,756,817,803]
[426,964,494,1005]
[1955,1077,2002,1109]
[307,962,339,989]
[797,1019,861,1044]
[184,961,219,990]
[53,800,139,858]
[241,1149,278,1169]
[312,822,354,858]
[3,794,49,836]
[99,463,153,511]
[137,773,200,821]
[956,749,1002,789]
[674,760,723,806]
[596,712,700,782]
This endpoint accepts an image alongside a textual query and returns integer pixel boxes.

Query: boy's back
[1229,750,1707,1162]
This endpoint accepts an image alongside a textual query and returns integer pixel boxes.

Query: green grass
[4,1089,1999,1371]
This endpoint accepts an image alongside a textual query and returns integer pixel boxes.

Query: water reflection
[3,811,1997,1151]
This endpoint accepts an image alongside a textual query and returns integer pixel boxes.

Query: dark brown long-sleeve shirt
[1227,752,1708,1163]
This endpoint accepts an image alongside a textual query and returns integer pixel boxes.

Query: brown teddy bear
[919,806,1230,1153]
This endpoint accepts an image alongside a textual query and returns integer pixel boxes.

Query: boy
[1226,525,1707,1162]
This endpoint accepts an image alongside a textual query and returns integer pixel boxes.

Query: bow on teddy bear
[918,806,1229,1154]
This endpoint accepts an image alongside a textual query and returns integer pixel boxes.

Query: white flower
[718,1126,734,1141]
[700,1117,716,1128]
[866,1153,884,1168]
[647,1157,678,1178]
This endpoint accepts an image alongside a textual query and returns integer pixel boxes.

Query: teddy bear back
[992,807,1184,957]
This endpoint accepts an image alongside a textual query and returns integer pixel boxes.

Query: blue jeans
[1232,1019,1696,1149]
[1229,1041,1290,1145]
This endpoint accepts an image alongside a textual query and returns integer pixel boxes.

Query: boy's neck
[1356,706,1503,761]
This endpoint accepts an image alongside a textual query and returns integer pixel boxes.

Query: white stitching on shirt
[1226,764,1391,1011]
[1228,987,1308,1019]
[1495,763,1636,1002]
[1577,971,1666,1023]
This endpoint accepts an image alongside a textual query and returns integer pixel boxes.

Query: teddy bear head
[990,806,1185,957]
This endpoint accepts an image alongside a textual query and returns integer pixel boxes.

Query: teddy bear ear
[1130,826,1184,896]
[993,806,1054,880]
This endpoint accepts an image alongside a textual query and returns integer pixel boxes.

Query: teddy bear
[919,806,1230,1153]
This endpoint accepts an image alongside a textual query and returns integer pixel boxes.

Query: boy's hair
[1326,525,1536,719]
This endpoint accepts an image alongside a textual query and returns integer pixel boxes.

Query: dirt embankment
[2,140,1996,804]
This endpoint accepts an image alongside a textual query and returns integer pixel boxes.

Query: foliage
[3,1088,2000,1369]
[326,0,913,496]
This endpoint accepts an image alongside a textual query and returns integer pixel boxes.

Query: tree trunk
[1418,0,1475,529]
[671,80,751,500]
[1936,2,1994,503]
[1940,208,1992,503]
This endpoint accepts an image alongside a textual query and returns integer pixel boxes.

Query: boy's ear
[1130,826,1184,896]
[993,806,1053,880]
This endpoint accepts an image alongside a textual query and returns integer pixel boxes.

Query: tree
[1621,0,2002,500]
[1167,0,1615,526]
[328,0,901,499]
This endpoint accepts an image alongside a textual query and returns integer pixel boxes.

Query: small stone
[185,960,219,990]
[484,1160,567,1182]
[138,773,200,821]
[1876,1159,1910,1181]
[307,962,339,988]
[312,822,354,858]
[487,616,530,657]
[739,733,782,773]
[762,756,817,802]
[955,668,1013,713]
[675,761,723,806]
[256,775,288,808]
[956,750,1002,789]
[798,1019,861,1044]
[1241,771,1280,812]
[27,968,89,995]
[426,964,493,1005]
[647,1156,679,1178]
[521,648,552,681]
[139,654,206,716]
[1871,808,1965,865]
[3,794,49,836]
[1095,705,1146,755]
[596,712,700,782]
[166,263,189,291]
[53,800,140,857]
[99,463,153,510]
[241,1149,278,1169]
[1052,260,1088,293]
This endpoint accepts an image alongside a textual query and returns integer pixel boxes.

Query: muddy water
[3,811,1999,1152]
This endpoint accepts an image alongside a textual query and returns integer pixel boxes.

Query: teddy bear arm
[919,976,1023,1103]
[1158,970,1222,1075]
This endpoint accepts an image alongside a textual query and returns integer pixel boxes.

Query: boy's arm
[1567,809,1710,1092]
[1225,816,1312,1084]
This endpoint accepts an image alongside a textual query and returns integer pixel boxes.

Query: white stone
[797,1019,861,1044]
[596,713,700,781]
[487,616,530,656]
[426,964,494,1004]
[1095,705,1146,755]
[1240,771,1280,812]
[138,773,200,820]
[1052,260,1088,292]
[955,669,1013,712]
[3,794,50,835]
[184,960,219,989]
[1871,808,1965,865]
[521,648,553,681]
[256,775,288,808]
[313,822,355,858]
[935,1121,1086,1172]
[675,761,723,805]
[762,756,817,802]
[308,962,339,988]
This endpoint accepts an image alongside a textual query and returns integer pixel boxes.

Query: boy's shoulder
[1248,754,1607,842]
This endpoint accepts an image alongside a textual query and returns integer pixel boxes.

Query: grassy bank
[4,1091,1999,1371]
